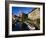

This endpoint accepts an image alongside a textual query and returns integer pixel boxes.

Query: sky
[12,7,34,16]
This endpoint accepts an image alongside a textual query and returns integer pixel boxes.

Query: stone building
[28,8,40,20]
[28,8,40,30]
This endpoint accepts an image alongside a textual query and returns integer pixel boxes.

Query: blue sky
[12,7,34,16]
